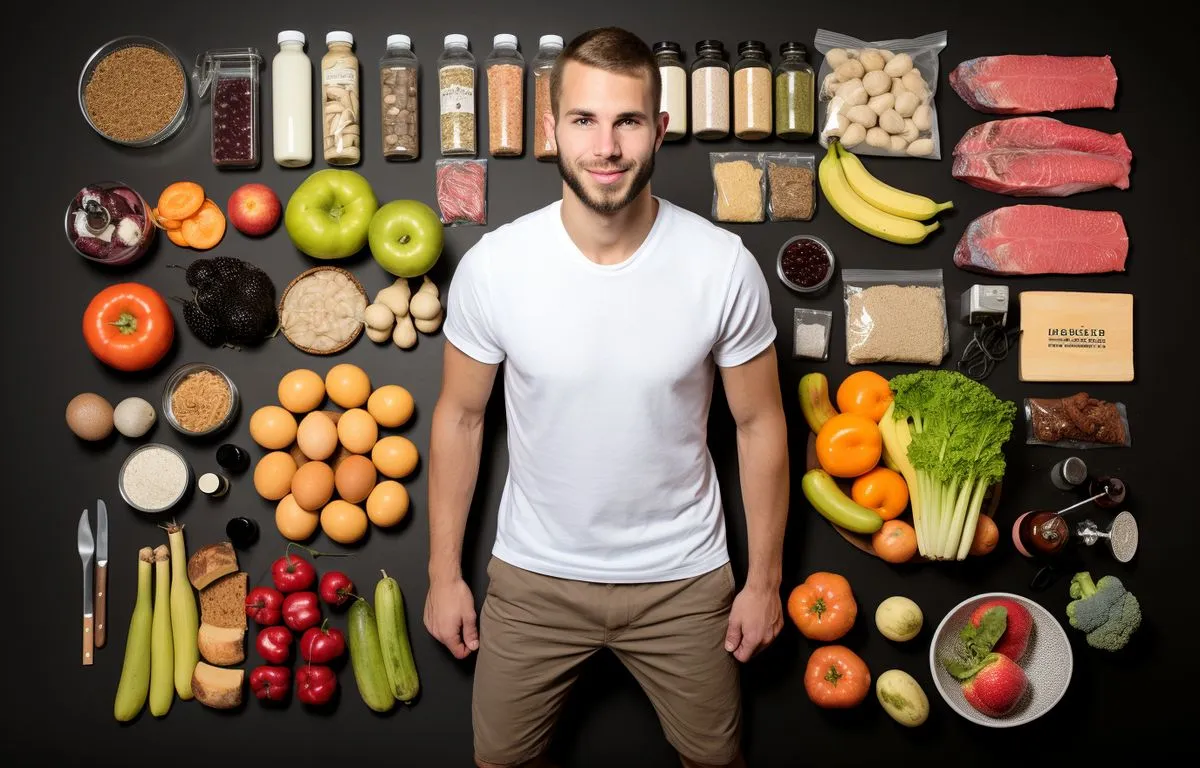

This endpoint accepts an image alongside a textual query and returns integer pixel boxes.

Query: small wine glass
[1076,511,1138,563]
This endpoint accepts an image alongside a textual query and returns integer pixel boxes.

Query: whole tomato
[296,664,337,706]
[319,571,355,607]
[256,625,293,664]
[272,553,316,593]
[82,283,174,372]
[245,586,284,626]
[300,621,346,663]
[805,645,871,708]
[283,591,322,633]
[249,665,291,702]
[787,572,858,641]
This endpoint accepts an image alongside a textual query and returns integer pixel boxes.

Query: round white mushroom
[868,93,895,116]
[865,127,891,148]
[846,105,879,128]
[884,52,914,78]
[862,70,892,97]
[879,109,905,135]
[841,123,867,148]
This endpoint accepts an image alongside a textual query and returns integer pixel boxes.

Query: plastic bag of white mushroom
[815,29,947,159]
[363,275,444,350]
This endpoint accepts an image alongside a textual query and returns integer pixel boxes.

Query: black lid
[226,517,259,550]
[737,40,767,55]
[653,41,681,54]
[216,443,251,473]
[695,39,725,54]
[780,41,808,57]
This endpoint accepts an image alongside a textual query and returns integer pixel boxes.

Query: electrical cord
[956,319,1022,381]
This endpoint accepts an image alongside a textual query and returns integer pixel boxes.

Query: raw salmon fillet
[953,206,1128,275]
[955,117,1131,163]
[950,55,1117,114]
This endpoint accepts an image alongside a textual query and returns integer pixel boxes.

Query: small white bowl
[929,592,1073,728]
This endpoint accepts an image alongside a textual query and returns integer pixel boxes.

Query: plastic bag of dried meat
[1025,393,1131,448]
[436,159,487,226]
[815,29,947,159]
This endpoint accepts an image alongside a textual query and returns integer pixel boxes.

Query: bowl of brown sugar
[162,363,239,437]
[78,36,190,147]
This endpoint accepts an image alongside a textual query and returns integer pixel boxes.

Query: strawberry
[969,598,1033,661]
[960,653,1028,717]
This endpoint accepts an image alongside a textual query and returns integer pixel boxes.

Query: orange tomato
[805,645,871,708]
[851,467,909,521]
[82,283,174,372]
[836,371,893,423]
[787,572,858,642]
[815,413,882,478]
[969,515,1000,556]
[872,520,918,563]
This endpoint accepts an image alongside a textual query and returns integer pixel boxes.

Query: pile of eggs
[249,363,417,545]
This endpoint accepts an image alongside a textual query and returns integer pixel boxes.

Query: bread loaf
[200,571,248,630]
[192,662,244,709]
[187,542,238,590]
[198,623,245,666]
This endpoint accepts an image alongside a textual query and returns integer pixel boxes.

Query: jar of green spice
[774,42,814,140]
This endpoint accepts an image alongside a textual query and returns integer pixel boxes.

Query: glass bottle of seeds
[486,34,524,157]
[775,41,815,140]
[438,34,476,156]
[653,41,687,141]
[322,31,360,165]
[690,40,729,140]
[733,41,772,140]
[532,34,563,160]
[380,34,419,160]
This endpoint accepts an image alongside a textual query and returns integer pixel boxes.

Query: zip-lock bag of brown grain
[710,152,766,223]
[843,268,948,365]
[764,152,816,222]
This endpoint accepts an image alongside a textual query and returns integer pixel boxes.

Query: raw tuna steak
[955,117,1131,164]
[954,206,1128,275]
[950,55,1118,114]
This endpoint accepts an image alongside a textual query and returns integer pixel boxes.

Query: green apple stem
[398,234,409,245]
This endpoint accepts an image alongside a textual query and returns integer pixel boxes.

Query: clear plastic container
[775,42,815,140]
[381,34,419,160]
[273,31,312,167]
[691,40,729,140]
[193,48,263,168]
[486,34,525,157]
[733,41,772,140]
[532,35,563,160]
[439,34,477,156]
[322,31,360,165]
[654,41,687,141]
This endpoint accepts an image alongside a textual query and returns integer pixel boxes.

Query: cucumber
[375,571,421,702]
[802,468,885,534]
[149,546,174,717]
[347,597,396,713]
[114,548,154,722]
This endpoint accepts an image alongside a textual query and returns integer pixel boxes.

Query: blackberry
[182,300,227,347]
[184,258,216,288]
[195,282,234,317]
[224,303,267,345]
[209,256,248,283]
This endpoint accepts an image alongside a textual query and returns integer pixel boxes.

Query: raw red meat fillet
[950,55,1117,114]
[953,205,1128,275]
[955,117,1131,163]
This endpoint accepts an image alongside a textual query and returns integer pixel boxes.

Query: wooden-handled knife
[95,499,108,649]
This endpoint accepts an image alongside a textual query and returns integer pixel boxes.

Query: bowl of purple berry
[64,181,156,266]
[777,235,835,294]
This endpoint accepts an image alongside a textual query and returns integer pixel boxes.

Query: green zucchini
[149,545,174,717]
[114,548,154,722]
[347,597,395,713]
[375,570,421,702]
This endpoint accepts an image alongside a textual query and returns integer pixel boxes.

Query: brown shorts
[472,556,741,766]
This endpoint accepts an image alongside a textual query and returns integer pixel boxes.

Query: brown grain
[488,63,523,156]
[533,72,555,159]
[381,67,419,159]
[768,163,814,220]
[846,285,947,364]
[171,371,232,432]
[84,46,184,142]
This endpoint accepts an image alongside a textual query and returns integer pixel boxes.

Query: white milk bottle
[273,30,312,166]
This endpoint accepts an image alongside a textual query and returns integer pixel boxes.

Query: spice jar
[532,35,563,160]
[733,41,772,140]
[654,41,687,141]
[486,34,525,157]
[272,31,312,167]
[380,34,419,160]
[439,34,476,157]
[691,40,729,140]
[193,48,263,168]
[774,41,815,141]
[322,31,360,166]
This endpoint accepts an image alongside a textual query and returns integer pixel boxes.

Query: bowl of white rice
[118,442,192,513]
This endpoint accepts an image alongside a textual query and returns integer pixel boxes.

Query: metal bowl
[118,443,193,514]
[776,234,835,294]
[78,35,190,147]
[162,362,240,437]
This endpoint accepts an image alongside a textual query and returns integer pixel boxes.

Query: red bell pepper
[256,625,293,665]
[296,664,337,706]
[300,620,346,664]
[249,666,291,702]
[245,586,284,626]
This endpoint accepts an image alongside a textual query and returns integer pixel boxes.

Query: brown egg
[254,451,298,501]
[291,461,335,511]
[278,368,326,413]
[367,480,409,527]
[334,455,377,504]
[337,408,379,454]
[367,385,414,428]
[275,494,320,541]
[371,435,419,479]
[249,405,298,450]
[325,364,371,409]
[296,411,339,461]
[321,500,369,544]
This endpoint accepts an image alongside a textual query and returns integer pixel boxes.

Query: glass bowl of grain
[78,35,190,147]
[119,443,193,514]
[162,362,240,438]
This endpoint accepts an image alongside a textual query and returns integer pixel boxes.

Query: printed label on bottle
[324,67,357,88]
[440,85,475,115]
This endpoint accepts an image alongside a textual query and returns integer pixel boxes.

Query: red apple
[228,183,281,237]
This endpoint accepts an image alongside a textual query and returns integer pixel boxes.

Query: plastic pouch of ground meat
[436,159,487,226]
[1025,393,1131,448]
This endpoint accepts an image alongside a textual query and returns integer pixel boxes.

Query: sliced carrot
[179,199,226,250]
[166,228,189,247]
[157,181,205,220]
[151,207,182,231]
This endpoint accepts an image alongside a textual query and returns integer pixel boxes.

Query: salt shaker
[1050,456,1088,490]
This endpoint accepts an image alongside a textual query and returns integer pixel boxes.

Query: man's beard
[557,153,655,215]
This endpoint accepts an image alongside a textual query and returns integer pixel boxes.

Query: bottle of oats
[438,34,476,156]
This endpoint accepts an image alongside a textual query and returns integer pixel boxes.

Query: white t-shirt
[443,197,776,583]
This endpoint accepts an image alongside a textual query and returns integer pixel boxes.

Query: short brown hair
[549,27,660,119]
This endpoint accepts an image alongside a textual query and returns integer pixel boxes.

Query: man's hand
[724,584,784,663]
[424,577,480,659]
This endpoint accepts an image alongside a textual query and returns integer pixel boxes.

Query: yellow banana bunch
[818,141,953,245]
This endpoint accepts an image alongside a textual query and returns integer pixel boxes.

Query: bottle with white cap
[531,35,563,160]
[322,31,360,165]
[486,34,525,157]
[380,35,419,160]
[438,34,476,156]
[273,31,312,167]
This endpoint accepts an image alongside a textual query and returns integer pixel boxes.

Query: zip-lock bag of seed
[843,268,948,365]
[710,152,766,223]
[435,159,487,226]
[793,308,832,360]
[765,152,817,222]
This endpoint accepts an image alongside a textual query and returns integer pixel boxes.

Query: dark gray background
[6,0,1191,763]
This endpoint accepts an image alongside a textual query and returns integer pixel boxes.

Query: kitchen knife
[76,510,94,666]
[95,499,108,649]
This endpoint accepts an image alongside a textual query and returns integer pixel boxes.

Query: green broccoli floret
[1066,571,1141,651]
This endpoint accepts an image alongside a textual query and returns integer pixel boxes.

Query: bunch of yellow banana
[818,141,953,245]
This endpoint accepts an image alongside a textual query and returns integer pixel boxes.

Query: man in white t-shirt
[423,26,789,768]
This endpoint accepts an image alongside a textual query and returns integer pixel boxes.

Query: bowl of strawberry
[930,593,1073,727]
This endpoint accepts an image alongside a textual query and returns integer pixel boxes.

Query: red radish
[961,653,1028,717]
[969,598,1033,661]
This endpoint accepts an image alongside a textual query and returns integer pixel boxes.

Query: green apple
[285,169,378,259]
[369,200,444,277]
